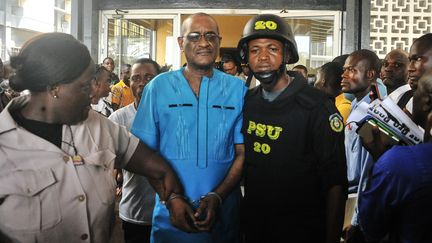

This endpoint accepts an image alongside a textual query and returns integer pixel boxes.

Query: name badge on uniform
[329,113,344,133]
[72,155,85,166]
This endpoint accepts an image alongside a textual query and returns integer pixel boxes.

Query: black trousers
[122,220,152,243]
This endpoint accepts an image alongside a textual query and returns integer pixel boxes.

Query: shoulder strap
[397,89,413,108]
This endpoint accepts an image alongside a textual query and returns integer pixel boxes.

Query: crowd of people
[0,12,431,243]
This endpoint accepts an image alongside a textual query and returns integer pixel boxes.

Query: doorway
[100,10,341,74]
[99,13,179,74]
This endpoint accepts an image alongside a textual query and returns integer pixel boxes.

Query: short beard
[188,62,214,72]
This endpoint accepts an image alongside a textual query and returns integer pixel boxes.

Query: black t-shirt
[11,109,62,148]
[241,73,347,242]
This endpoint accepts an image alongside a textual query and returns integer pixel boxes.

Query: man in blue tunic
[131,12,247,243]
[358,70,432,243]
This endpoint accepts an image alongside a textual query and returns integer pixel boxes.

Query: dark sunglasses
[183,32,220,43]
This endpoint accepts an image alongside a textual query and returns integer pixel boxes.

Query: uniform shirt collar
[0,95,30,134]
[352,93,371,110]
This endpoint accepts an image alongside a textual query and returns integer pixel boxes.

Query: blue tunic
[358,143,432,243]
[131,68,246,243]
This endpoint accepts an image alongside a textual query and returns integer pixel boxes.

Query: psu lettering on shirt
[247,120,283,154]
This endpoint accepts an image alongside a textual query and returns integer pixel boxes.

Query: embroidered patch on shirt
[329,113,344,132]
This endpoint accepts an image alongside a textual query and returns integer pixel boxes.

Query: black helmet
[237,14,299,64]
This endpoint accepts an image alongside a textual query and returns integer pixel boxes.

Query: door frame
[100,9,342,69]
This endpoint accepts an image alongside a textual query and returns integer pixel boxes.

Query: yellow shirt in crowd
[335,93,352,125]
[111,80,134,109]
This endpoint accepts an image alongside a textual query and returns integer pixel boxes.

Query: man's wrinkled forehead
[345,54,369,69]
[132,62,157,75]
[248,37,284,48]
[181,14,219,35]
[386,51,408,64]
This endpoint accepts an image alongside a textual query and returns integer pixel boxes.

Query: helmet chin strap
[252,63,286,87]
[250,43,288,87]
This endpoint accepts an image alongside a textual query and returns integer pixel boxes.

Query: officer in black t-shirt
[237,14,347,243]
